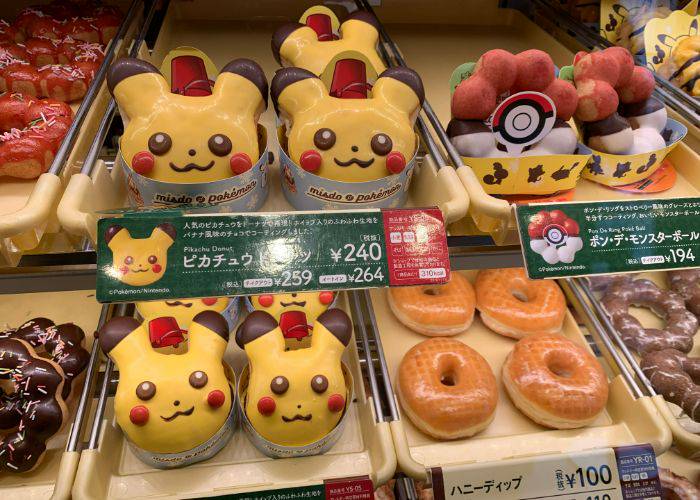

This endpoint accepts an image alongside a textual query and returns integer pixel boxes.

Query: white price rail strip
[432,444,662,500]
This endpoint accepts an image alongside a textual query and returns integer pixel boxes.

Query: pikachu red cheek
[207,390,226,408]
[132,151,155,175]
[119,266,130,275]
[230,152,253,175]
[201,298,218,306]
[319,291,334,305]
[258,295,274,307]
[327,393,345,413]
[152,264,163,273]
[299,149,322,172]
[130,405,149,425]
[257,396,276,416]
[386,151,406,174]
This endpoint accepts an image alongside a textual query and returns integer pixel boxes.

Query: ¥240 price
[330,243,382,263]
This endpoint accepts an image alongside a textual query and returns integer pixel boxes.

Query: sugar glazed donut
[0,92,73,179]
[0,317,89,399]
[667,269,700,317]
[640,349,700,424]
[0,337,68,473]
[601,279,697,354]
[388,273,475,336]
[397,338,498,439]
[475,268,566,338]
[502,334,608,429]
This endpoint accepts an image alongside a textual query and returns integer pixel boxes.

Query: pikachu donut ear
[98,316,151,363]
[105,224,130,250]
[235,310,279,349]
[373,67,424,119]
[188,310,229,356]
[150,223,176,248]
[315,309,353,347]
[271,67,327,117]
[213,58,269,119]
[107,58,170,119]
[271,22,307,65]
[340,11,380,39]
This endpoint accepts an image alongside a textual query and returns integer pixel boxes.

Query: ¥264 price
[348,266,384,284]
[330,243,382,263]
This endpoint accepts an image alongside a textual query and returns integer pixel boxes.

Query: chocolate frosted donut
[601,279,697,354]
[0,318,89,399]
[668,269,700,317]
[0,338,67,472]
[640,349,700,423]
[658,468,700,499]
[585,274,633,292]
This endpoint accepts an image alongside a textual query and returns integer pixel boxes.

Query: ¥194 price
[348,266,384,284]
[330,243,382,263]
[273,270,313,287]
[667,247,695,263]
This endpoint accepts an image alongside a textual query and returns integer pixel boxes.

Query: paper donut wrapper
[644,9,700,72]
[237,363,353,459]
[126,382,237,469]
[579,118,687,186]
[135,296,241,330]
[278,129,416,210]
[119,127,270,212]
[463,148,591,195]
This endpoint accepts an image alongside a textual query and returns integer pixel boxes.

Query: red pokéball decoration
[527,209,583,264]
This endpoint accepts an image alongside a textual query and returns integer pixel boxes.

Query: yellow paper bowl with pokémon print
[278,131,417,210]
[237,363,353,458]
[119,127,270,212]
[579,118,687,186]
[463,149,590,196]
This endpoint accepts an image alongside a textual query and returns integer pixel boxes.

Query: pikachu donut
[272,7,386,76]
[236,309,352,447]
[272,66,424,182]
[107,57,268,183]
[249,291,334,347]
[98,311,234,464]
[105,223,176,287]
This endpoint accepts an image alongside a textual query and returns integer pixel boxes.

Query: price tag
[433,444,662,500]
[95,208,449,302]
[515,197,700,279]
[178,476,372,499]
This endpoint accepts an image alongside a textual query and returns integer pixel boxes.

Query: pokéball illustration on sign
[527,209,583,264]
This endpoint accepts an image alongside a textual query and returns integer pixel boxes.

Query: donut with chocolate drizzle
[601,279,697,354]
[668,269,700,317]
[640,349,700,423]
[0,338,67,472]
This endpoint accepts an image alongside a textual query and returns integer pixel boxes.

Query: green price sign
[96,208,450,302]
[515,197,700,279]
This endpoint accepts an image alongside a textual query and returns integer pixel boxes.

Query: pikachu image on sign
[97,311,233,456]
[272,66,424,182]
[105,223,176,287]
[236,309,352,447]
[107,57,268,183]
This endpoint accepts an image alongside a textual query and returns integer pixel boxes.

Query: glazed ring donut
[667,269,700,317]
[640,349,700,423]
[502,334,609,429]
[388,273,476,336]
[475,268,566,338]
[601,279,697,354]
[397,338,498,439]
[0,338,67,473]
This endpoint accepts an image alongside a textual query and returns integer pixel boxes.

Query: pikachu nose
[188,149,196,156]
[173,400,180,406]
[351,145,359,152]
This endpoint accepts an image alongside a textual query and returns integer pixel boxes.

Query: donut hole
[440,372,457,386]
[511,287,532,303]
[548,362,573,378]
[546,352,576,379]
[423,288,441,296]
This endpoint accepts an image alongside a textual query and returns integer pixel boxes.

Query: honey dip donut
[502,334,609,429]
[388,273,475,336]
[397,338,498,439]
[667,269,700,317]
[601,279,697,354]
[640,349,700,423]
[0,337,68,473]
[475,268,566,339]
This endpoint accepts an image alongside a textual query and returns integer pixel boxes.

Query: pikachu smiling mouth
[169,161,215,173]
[129,268,149,273]
[282,413,312,423]
[280,301,307,307]
[333,157,375,168]
[161,406,195,422]
[165,301,192,307]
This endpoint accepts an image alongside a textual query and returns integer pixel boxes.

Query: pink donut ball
[513,49,555,92]
[574,51,619,87]
[604,46,634,87]
[544,78,579,120]
[452,75,497,120]
[475,49,517,94]
[575,79,619,122]
[618,66,655,104]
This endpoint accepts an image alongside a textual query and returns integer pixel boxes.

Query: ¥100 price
[330,243,383,263]
[348,266,384,284]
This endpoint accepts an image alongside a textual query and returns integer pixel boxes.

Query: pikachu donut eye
[311,374,329,394]
[270,375,289,395]
[189,370,208,388]
[208,134,232,156]
[148,132,172,155]
[148,255,158,264]
[313,128,336,150]
[371,133,392,156]
[124,256,133,265]
[136,381,156,400]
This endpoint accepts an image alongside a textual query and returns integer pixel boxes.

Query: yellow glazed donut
[98,311,234,458]
[669,36,700,97]
[236,309,351,447]
[502,334,609,429]
[475,268,566,338]
[272,6,386,76]
[387,273,476,336]
[107,57,267,183]
[249,291,335,348]
[271,66,423,182]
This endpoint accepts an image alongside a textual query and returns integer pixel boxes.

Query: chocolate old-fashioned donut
[0,318,89,399]
[601,279,697,354]
[668,269,700,317]
[640,349,700,423]
[0,338,67,472]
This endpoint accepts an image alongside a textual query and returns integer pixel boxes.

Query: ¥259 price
[330,243,382,263]
[274,270,313,287]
